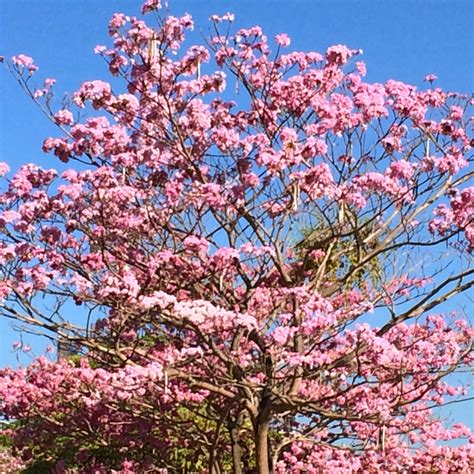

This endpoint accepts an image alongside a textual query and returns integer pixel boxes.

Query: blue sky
[1,0,473,187]
[1,0,473,427]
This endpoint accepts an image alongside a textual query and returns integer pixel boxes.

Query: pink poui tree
[1,1,473,472]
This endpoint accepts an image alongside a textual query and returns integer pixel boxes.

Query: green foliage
[294,209,384,290]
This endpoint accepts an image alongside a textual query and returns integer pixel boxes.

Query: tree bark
[230,424,243,474]
[255,419,271,474]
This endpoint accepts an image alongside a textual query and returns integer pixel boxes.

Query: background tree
[0,0,473,472]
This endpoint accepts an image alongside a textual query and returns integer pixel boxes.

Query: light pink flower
[11,54,38,72]
[275,33,291,47]
[424,74,438,82]
[0,162,10,177]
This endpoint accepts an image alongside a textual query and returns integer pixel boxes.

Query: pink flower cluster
[430,187,474,251]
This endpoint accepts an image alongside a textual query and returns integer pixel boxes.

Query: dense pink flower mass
[0,1,473,472]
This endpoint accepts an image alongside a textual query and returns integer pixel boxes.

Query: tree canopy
[0,1,473,472]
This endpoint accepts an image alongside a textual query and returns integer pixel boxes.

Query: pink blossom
[356,60,367,76]
[210,12,235,22]
[44,78,56,87]
[11,54,38,72]
[0,162,10,177]
[326,44,359,65]
[449,105,463,121]
[271,326,292,345]
[213,247,240,266]
[424,74,438,82]
[54,109,74,126]
[382,135,401,153]
[94,44,107,54]
[141,0,161,14]
[0,210,21,226]
[275,33,291,47]
[73,80,112,109]
[183,235,210,254]
[387,160,415,180]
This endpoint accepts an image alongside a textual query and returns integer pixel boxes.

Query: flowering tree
[1,1,473,472]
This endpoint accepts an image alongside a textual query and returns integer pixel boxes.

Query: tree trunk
[230,424,243,474]
[254,418,271,474]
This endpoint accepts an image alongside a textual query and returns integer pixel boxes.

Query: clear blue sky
[1,0,473,426]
